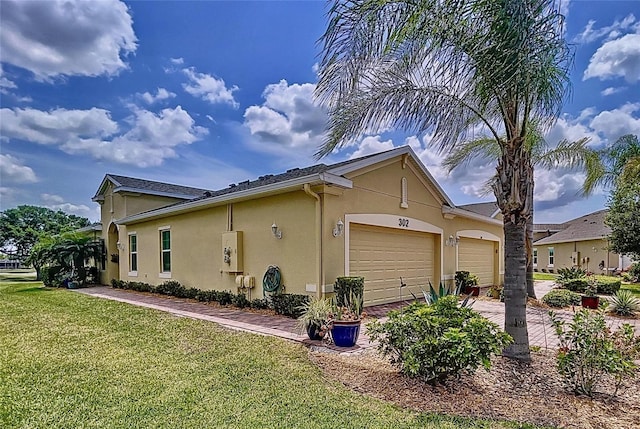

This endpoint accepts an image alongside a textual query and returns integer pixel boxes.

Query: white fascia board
[318,172,353,188]
[117,173,351,225]
[328,145,456,207]
[113,186,198,200]
[442,206,503,226]
[533,235,609,246]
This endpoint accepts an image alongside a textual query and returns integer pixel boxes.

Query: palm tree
[315,0,573,361]
[583,134,640,193]
[442,128,598,299]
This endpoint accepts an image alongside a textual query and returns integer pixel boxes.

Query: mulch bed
[310,348,640,429]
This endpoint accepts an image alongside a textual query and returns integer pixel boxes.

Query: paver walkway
[75,281,640,353]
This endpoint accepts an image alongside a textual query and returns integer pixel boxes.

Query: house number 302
[398,218,409,227]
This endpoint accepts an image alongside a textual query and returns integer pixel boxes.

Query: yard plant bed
[311,348,640,429]
[1,281,544,429]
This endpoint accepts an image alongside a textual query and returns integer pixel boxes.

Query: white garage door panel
[349,224,435,306]
[458,238,495,286]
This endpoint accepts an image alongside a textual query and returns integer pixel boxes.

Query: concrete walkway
[74,281,640,353]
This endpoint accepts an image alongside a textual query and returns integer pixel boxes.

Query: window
[533,248,538,266]
[548,247,554,267]
[160,229,171,274]
[129,234,137,274]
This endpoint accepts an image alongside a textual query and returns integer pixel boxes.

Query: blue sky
[1,0,639,224]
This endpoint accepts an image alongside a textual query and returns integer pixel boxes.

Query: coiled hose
[262,265,281,294]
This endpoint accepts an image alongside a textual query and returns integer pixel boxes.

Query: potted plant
[328,290,366,347]
[487,285,503,299]
[581,280,599,309]
[455,271,480,296]
[296,297,332,340]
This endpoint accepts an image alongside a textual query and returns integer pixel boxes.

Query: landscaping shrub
[111,278,125,289]
[542,289,581,308]
[629,263,640,283]
[559,278,589,292]
[594,276,621,295]
[455,270,478,289]
[195,290,216,303]
[42,266,66,287]
[367,296,512,384]
[271,293,310,318]
[184,287,199,300]
[250,298,269,310]
[216,291,234,306]
[155,280,184,296]
[333,277,364,308]
[609,290,640,316]
[550,309,640,397]
[557,267,587,281]
[233,293,250,308]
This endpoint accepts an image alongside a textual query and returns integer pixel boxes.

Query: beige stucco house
[92,146,504,306]
[533,209,633,274]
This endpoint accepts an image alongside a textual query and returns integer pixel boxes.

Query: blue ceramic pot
[331,320,361,347]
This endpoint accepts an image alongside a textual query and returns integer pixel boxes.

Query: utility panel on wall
[222,231,243,273]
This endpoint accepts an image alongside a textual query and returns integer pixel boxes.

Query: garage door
[349,224,435,306]
[458,237,495,286]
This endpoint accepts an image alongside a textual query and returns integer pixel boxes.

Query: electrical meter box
[571,251,580,267]
[222,231,243,272]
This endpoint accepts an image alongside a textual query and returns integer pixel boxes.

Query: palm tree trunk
[503,219,531,360]
[526,201,536,299]
[493,141,532,362]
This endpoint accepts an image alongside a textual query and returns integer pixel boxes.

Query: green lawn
[0,280,547,429]
[621,282,640,297]
[533,272,557,281]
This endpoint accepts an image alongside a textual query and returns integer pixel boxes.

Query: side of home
[93,146,504,306]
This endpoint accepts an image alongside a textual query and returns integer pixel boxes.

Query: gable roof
[534,209,610,245]
[116,146,492,225]
[92,174,212,202]
[458,202,500,218]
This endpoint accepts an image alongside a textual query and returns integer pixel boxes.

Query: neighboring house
[92,146,504,307]
[533,209,632,274]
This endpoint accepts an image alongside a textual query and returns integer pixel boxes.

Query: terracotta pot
[581,296,599,309]
[465,286,480,296]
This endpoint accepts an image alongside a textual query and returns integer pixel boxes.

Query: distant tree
[583,134,640,194]
[605,174,640,261]
[0,205,90,267]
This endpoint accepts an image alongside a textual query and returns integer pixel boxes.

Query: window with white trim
[160,229,171,273]
[129,234,137,273]
[533,248,538,266]
[548,247,554,267]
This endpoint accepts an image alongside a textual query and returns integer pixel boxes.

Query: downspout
[304,184,323,299]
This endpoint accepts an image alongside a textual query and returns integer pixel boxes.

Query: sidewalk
[74,281,639,353]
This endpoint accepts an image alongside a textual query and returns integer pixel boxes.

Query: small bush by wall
[594,276,621,295]
[542,289,581,308]
[271,293,309,318]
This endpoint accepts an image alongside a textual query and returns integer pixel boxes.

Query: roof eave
[441,206,503,226]
[534,235,610,246]
[117,173,353,225]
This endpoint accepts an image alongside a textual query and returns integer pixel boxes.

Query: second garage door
[349,224,435,306]
[458,237,495,286]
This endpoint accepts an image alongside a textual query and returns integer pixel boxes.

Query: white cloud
[589,103,640,141]
[348,136,394,159]
[0,0,137,80]
[545,111,601,147]
[0,154,37,183]
[242,80,327,156]
[41,193,65,204]
[182,67,239,107]
[170,57,184,65]
[139,88,176,104]
[601,86,625,96]
[0,106,208,167]
[0,107,118,145]
[41,195,94,218]
[534,169,588,211]
[574,14,636,43]
[583,33,640,83]
[0,65,17,89]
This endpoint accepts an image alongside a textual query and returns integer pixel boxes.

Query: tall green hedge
[334,276,364,307]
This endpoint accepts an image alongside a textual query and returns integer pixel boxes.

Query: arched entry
[106,223,120,282]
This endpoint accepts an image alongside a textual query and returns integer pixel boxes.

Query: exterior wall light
[116,241,125,250]
[271,222,282,239]
[445,235,460,247]
[333,219,344,237]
